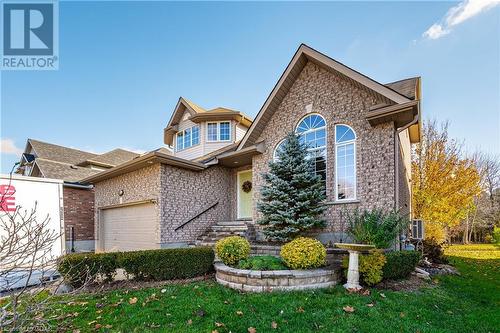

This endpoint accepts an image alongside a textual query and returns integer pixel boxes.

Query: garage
[100,202,159,252]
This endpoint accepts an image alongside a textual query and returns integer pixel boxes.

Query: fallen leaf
[248,327,257,333]
[380,293,386,298]
[104,325,113,329]
[161,289,167,293]
[96,310,102,314]
[366,303,375,307]
[400,312,406,318]
[296,306,305,313]
[187,319,193,325]
[361,289,371,296]
[87,320,96,325]
[224,300,230,304]
[72,330,80,333]
[236,310,244,316]
[129,297,138,304]
[271,321,278,329]
[343,306,355,313]
[215,322,225,327]
[94,324,102,329]
[212,331,219,333]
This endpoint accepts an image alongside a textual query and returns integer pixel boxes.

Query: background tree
[412,120,482,242]
[257,132,326,242]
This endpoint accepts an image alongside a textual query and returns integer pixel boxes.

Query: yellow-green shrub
[342,250,387,286]
[280,237,326,269]
[215,236,250,266]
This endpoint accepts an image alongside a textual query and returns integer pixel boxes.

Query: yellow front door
[237,170,253,219]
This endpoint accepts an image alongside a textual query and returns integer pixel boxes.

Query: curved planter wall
[215,263,338,292]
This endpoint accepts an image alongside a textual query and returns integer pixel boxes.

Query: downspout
[395,113,419,250]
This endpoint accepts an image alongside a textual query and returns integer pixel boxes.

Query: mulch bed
[374,274,434,292]
[75,273,215,294]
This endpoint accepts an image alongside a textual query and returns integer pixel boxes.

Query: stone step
[211,226,248,232]
[216,221,248,226]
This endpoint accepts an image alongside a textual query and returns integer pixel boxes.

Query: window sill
[323,200,360,206]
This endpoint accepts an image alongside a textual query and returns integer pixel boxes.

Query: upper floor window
[296,114,327,184]
[335,124,356,201]
[207,121,231,142]
[175,125,200,151]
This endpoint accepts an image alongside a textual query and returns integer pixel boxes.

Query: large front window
[175,125,200,151]
[335,124,356,201]
[295,114,327,184]
[207,121,231,142]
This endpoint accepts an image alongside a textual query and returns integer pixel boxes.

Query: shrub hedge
[383,251,421,280]
[57,247,214,286]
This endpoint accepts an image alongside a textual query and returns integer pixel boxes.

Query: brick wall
[159,164,233,245]
[252,61,397,239]
[63,186,95,251]
[93,164,162,248]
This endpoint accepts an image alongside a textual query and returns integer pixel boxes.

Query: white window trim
[175,125,200,152]
[334,124,357,202]
[273,139,286,161]
[206,121,232,142]
[295,113,328,184]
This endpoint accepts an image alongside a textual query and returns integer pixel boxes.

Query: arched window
[295,114,327,184]
[335,124,356,201]
[273,139,286,161]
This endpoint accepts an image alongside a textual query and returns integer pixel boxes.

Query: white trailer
[0,174,65,291]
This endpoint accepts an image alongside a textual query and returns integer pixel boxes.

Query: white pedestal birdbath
[335,243,375,290]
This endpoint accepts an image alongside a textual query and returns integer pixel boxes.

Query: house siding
[159,164,233,246]
[252,61,396,242]
[93,164,162,251]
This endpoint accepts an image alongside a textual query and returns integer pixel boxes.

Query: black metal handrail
[174,201,219,231]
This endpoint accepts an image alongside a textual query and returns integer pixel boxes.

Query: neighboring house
[16,139,139,252]
[82,44,421,252]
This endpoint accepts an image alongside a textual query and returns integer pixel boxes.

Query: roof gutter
[80,151,206,183]
[64,182,94,189]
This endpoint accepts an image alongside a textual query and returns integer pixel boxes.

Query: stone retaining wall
[250,244,348,266]
[215,263,338,292]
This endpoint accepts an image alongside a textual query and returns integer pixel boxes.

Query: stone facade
[92,60,413,250]
[159,164,233,246]
[252,61,397,242]
[93,164,162,250]
[63,186,95,252]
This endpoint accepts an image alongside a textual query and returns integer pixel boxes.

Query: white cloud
[0,138,23,156]
[423,0,500,40]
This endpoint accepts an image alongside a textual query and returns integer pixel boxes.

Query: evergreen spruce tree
[257,132,326,242]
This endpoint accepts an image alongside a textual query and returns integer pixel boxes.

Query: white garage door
[101,203,159,252]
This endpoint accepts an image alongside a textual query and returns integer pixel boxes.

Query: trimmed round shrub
[280,237,326,269]
[215,236,250,266]
[383,250,421,280]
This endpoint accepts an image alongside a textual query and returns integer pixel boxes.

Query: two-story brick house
[82,44,421,251]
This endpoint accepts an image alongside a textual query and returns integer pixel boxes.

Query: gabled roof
[28,139,98,165]
[163,97,253,145]
[238,44,417,149]
[34,158,102,182]
[385,77,419,100]
[78,148,139,168]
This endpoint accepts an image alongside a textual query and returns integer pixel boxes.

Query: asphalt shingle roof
[83,149,139,166]
[384,77,419,100]
[35,158,101,183]
[28,139,98,165]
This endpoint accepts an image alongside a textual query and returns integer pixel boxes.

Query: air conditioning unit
[411,219,424,240]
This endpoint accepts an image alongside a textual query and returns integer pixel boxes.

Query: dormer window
[207,121,231,142]
[175,125,200,151]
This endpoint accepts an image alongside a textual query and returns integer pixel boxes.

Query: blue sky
[1,1,499,173]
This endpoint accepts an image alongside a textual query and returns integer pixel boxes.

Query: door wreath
[242,180,252,193]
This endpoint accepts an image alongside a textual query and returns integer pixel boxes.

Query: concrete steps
[195,220,253,246]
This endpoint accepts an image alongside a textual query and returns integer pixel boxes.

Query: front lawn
[49,244,499,332]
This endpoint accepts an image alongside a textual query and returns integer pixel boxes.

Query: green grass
[48,244,499,332]
[238,255,288,270]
